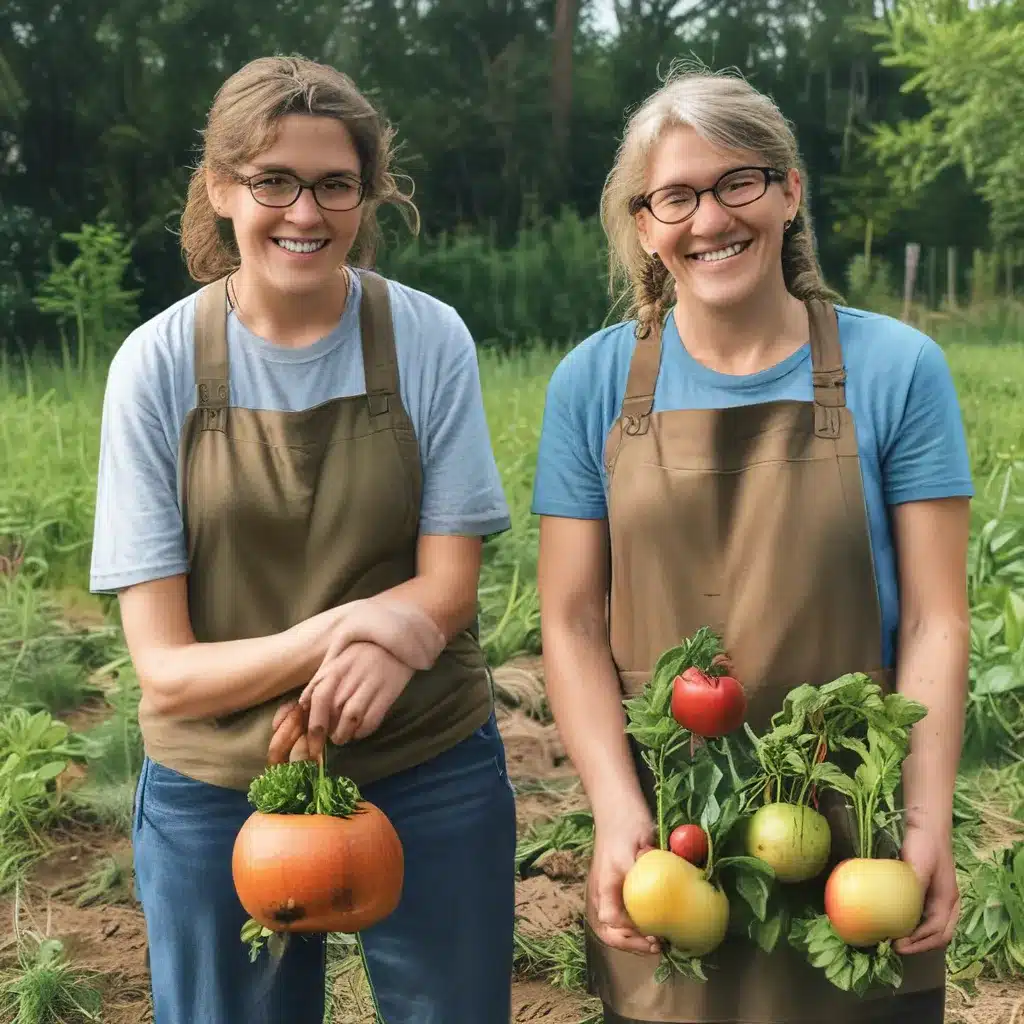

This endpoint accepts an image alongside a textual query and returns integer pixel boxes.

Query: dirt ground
[0,655,1020,1023]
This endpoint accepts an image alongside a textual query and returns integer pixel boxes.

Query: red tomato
[668,824,709,866]
[670,667,747,737]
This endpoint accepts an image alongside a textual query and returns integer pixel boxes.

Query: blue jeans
[133,712,517,1024]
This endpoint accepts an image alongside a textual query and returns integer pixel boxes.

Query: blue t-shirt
[531,305,974,667]
[90,271,511,594]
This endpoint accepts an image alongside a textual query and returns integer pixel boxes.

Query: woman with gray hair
[532,63,969,1023]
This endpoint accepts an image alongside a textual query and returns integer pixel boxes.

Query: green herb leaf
[246,760,361,817]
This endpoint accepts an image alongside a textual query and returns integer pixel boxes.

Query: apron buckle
[623,413,649,436]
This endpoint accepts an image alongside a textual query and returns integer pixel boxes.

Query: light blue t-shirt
[531,305,974,668]
[90,271,511,594]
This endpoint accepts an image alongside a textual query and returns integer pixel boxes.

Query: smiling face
[635,123,801,313]
[208,112,364,300]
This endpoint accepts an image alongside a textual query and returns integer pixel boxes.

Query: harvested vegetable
[233,756,403,1022]
[233,758,403,936]
[670,666,747,738]
[777,674,929,994]
[740,706,839,885]
[669,823,709,866]
[623,627,775,982]
[824,857,924,946]
[623,849,729,956]
[745,802,830,883]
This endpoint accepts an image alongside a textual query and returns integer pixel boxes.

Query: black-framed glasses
[236,171,367,212]
[630,166,787,225]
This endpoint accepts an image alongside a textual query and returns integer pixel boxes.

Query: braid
[634,254,672,339]
[781,208,843,304]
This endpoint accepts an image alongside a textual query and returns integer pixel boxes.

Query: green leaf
[811,761,858,796]
[749,910,784,953]
[873,948,903,990]
[1003,590,1024,652]
[825,956,854,990]
[626,718,684,750]
[974,664,1024,696]
[984,897,1009,940]
[715,855,775,878]
[880,692,929,730]
[34,760,68,782]
[849,952,872,996]
[732,871,770,921]
[246,760,361,817]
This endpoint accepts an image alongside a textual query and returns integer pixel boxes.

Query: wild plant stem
[356,933,386,1023]
[657,747,667,850]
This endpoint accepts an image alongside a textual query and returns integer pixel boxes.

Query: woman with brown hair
[532,64,970,1023]
[90,55,516,1023]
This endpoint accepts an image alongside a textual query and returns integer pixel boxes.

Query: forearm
[543,613,650,828]
[140,606,346,720]
[375,569,479,646]
[897,613,970,832]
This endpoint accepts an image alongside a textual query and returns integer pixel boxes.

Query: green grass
[0,323,1023,1017]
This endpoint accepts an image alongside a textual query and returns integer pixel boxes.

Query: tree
[863,0,1024,242]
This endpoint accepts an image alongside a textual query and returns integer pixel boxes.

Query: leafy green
[246,758,361,818]
[789,913,902,995]
[948,839,1024,981]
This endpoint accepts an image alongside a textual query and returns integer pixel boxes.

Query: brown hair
[180,54,419,282]
[600,60,841,339]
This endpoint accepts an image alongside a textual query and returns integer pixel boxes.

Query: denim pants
[132,711,517,1024]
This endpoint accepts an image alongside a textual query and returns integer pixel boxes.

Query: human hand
[325,598,445,673]
[588,809,661,955]
[893,822,960,955]
[299,641,415,758]
[267,700,311,765]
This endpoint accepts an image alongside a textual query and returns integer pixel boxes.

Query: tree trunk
[551,0,578,196]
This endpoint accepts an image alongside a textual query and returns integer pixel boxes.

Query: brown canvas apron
[136,270,494,793]
[585,301,946,1022]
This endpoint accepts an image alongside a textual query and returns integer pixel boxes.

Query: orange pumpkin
[232,801,404,934]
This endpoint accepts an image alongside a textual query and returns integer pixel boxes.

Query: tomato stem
[656,746,667,850]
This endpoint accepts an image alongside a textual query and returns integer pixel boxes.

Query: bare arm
[371,533,484,644]
[293,533,485,755]
[119,575,447,721]
[537,515,649,827]
[119,575,344,719]
[891,496,972,832]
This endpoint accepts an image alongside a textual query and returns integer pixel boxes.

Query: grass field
[0,322,1023,1023]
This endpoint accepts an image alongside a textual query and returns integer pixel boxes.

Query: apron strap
[619,322,663,435]
[807,299,846,439]
[356,269,400,417]
[194,277,230,425]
